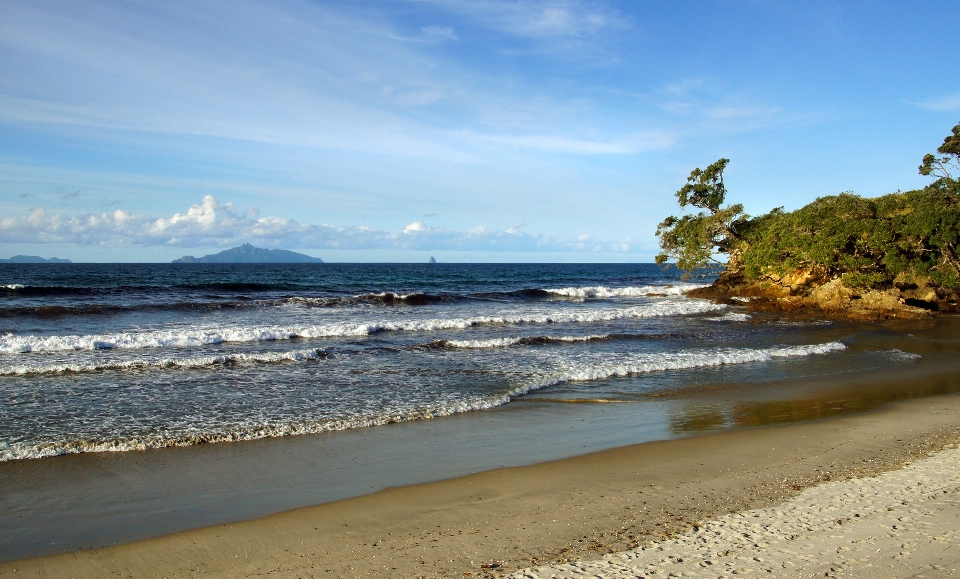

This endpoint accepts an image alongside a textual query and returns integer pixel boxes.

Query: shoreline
[4,348,960,563]
[3,391,960,578]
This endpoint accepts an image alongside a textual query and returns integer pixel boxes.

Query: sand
[509,445,960,579]
[2,394,960,578]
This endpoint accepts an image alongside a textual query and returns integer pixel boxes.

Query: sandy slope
[509,446,960,578]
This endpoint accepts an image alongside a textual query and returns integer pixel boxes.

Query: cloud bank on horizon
[0,0,958,261]
[0,195,632,254]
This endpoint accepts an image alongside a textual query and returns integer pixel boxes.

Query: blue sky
[1,0,958,262]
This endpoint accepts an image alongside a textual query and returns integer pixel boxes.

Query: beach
[5,3,960,576]
[2,390,959,578]
[4,264,960,577]
[510,439,960,579]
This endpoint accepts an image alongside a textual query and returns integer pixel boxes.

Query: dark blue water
[0,263,920,462]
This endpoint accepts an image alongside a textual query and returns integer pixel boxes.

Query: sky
[1,0,959,262]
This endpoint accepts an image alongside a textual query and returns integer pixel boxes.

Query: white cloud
[418,0,627,39]
[914,94,960,112]
[0,196,637,253]
[463,129,677,154]
[0,0,638,163]
[706,105,782,120]
[420,25,458,42]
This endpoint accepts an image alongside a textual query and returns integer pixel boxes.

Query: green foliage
[657,123,960,291]
[919,122,960,180]
[655,158,747,271]
[676,158,730,212]
[739,181,960,289]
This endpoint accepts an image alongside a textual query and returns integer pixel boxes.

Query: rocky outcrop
[688,266,960,320]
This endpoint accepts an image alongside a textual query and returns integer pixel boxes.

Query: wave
[0,284,695,319]
[0,284,98,297]
[541,341,848,385]
[288,292,460,308]
[425,332,688,349]
[0,298,726,354]
[544,284,707,299]
[0,341,846,461]
[0,393,513,461]
[0,292,460,318]
[705,312,752,322]
[432,334,609,349]
[0,348,328,376]
[882,349,922,362]
[0,282,309,296]
[0,300,270,318]
[1,332,691,375]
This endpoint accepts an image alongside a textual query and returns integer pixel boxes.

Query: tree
[919,122,960,180]
[655,158,748,272]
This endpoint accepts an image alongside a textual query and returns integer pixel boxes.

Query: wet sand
[2,389,960,578]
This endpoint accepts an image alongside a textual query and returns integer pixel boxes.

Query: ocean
[0,262,936,462]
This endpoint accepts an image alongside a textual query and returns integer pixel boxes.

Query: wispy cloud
[0,196,636,253]
[0,1,474,159]
[417,0,627,39]
[913,93,960,112]
[420,25,458,42]
[654,79,804,134]
[463,129,677,154]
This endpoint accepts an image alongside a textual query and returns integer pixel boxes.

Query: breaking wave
[543,342,847,385]
[1,284,703,319]
[0,341,847,461]
[0,298,726,354]
[0,348,329,376]
[544,284,707,299]
[431,335,609,349]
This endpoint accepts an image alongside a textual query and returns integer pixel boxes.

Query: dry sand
[509,445,960,579]
[2,394,960,579]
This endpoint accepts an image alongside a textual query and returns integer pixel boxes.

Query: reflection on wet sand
[669,365,960,434]
[669,405,727,432]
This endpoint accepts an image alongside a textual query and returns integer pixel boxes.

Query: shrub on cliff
[657,123,960,291]
[740,181,960,289]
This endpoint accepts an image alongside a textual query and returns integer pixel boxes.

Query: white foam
[0,298,726,354]
[534,342,848,388]
[705,312,752,322]
[0,347,327,376]
[0,390,524,462]
[545,284,706,299]
[2,284,24,290]
[0,341,848,461]
[884,348,922,362]
[442,335,607,349]
[443,337,525,348]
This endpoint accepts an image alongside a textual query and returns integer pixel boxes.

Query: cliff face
[688,265,960,320]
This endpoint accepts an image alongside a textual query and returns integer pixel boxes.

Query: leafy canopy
[919,122,960,180]
[656,122,960,290]
[655,158,747,271]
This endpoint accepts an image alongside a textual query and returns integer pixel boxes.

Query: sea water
[0,262,928,463]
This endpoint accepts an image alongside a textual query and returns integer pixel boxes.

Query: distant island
[0,255,72,264]
[173,244,323,264]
